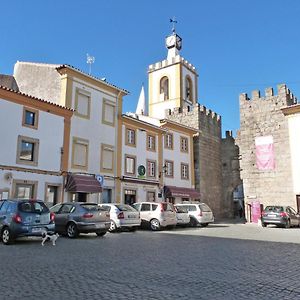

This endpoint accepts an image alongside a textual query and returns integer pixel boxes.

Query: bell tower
[148,25,199,119]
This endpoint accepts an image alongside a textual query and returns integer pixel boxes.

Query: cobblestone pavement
[1,226,300,300]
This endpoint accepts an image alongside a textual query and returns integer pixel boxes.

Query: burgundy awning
[65,174,102,193]
[164,185,200,199]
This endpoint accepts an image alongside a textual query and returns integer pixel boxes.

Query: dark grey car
[50,202,110,238]
[0,199,55,245]
[261,206,300,228]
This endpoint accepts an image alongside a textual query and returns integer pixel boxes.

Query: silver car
[99,203,141,232]
[50,202,110,238]
[132,202,177,231]
[176,203,214,227]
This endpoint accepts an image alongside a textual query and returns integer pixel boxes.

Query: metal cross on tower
[169,17,177,33]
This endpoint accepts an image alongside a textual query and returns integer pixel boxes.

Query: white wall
[288,114,300,194]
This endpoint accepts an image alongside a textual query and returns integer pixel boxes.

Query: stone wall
[165,104,223,218]
[236,84,297,216]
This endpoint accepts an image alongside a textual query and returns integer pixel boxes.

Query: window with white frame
[180,136,189,152]
[165,160,174,177]
[181,163,189,180]
[126,128,136,146]
[164,133,173,149]
[147,134,156,151]
[125,155,136,175]
[72,137,89,169]
[147,160,156,177]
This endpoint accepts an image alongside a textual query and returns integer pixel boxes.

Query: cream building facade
[0,86,72,205]
[13,62,128,203]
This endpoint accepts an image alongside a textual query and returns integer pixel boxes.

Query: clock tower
[148,30,199,119]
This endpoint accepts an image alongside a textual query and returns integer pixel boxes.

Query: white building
[13,62,128,203]
[0,86,72,205]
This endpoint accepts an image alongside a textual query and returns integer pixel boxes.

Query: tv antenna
[86,53,95,75]
[170,17,177,33]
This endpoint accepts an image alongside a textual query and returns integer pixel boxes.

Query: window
[16,135,39,166]
[126,128,136,147]
[147,191,156,202]
[75,88,91,119]
[147,134,156,151]
[101,144,114,173]
[22,107,39,129]
[185,76,193,102]
[164,133,173,149]
[147,160,156,177]
[141,203,151,211]
[125,155,136,175]
[102,99,116,126]
[180,137,189,152]
[160,76,169,100]
[181,163,189,180]
[72,137,89,169]
[12,180,37,199]
[165,160,174,177]
[0,189,9,200]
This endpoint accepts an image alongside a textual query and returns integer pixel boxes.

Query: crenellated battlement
[148,55,197,73]
[239,84,298,105]
[165,103,221,123]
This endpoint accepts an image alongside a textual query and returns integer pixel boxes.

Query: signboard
[95,175,104,186]
[255,136,275,170]
[251,201,261,223]
[138,165,146,179]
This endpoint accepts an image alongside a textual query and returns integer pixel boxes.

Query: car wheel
[109,220,117,232]
[200,223,209,227]
[66,223,78,238]
[96,231,106,237]
[189,217,198,227]
[262,222,267,227]
[285,219,291,229]
[1,227,14,245]
[150,219,160,231]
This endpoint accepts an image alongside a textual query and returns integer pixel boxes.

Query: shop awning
[65,174,102,193]
[163,185,201,199]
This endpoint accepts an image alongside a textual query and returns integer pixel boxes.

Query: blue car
[0,199,55,245]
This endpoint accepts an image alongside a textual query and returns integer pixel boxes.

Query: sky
[1,0,300,136]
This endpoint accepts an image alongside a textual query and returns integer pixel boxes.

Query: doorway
[296,195,300,213]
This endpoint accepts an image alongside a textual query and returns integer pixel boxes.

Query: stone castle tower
[236,84,297,220]
[147,29,225,217]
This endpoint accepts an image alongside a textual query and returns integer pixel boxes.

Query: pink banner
[255,136,275,170]
[251,201,261,223]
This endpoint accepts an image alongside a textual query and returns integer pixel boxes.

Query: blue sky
[1,0,300,136]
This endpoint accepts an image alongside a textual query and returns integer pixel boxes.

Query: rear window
[199,203,212,212]
[115,204,137,212]
[264,206,284,213]
[18,201,49,214]
[81,204,104,211]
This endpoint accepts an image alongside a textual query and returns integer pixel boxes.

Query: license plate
[32,227,43,233]
[128,215,136,219]
[96,223,105,228]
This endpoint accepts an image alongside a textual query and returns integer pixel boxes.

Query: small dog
[41,231,59,246]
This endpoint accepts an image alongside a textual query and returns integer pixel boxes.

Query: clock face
[166,35,176,48]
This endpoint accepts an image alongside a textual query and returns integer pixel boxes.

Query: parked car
[50,202,110,238]
[99,203,141,232]
[132,202,177,231]
[175,203,214,227]
[0,199,55,245]
[173,205,190,226]
[261,206,300,228]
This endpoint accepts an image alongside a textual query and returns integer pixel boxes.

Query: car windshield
[18,201,49,214]
[264,206,284,213]
[199,203,212,212]
[115,204,136,212]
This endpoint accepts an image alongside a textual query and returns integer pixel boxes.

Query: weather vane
[169,17,177,33]
[86,53,95,75]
